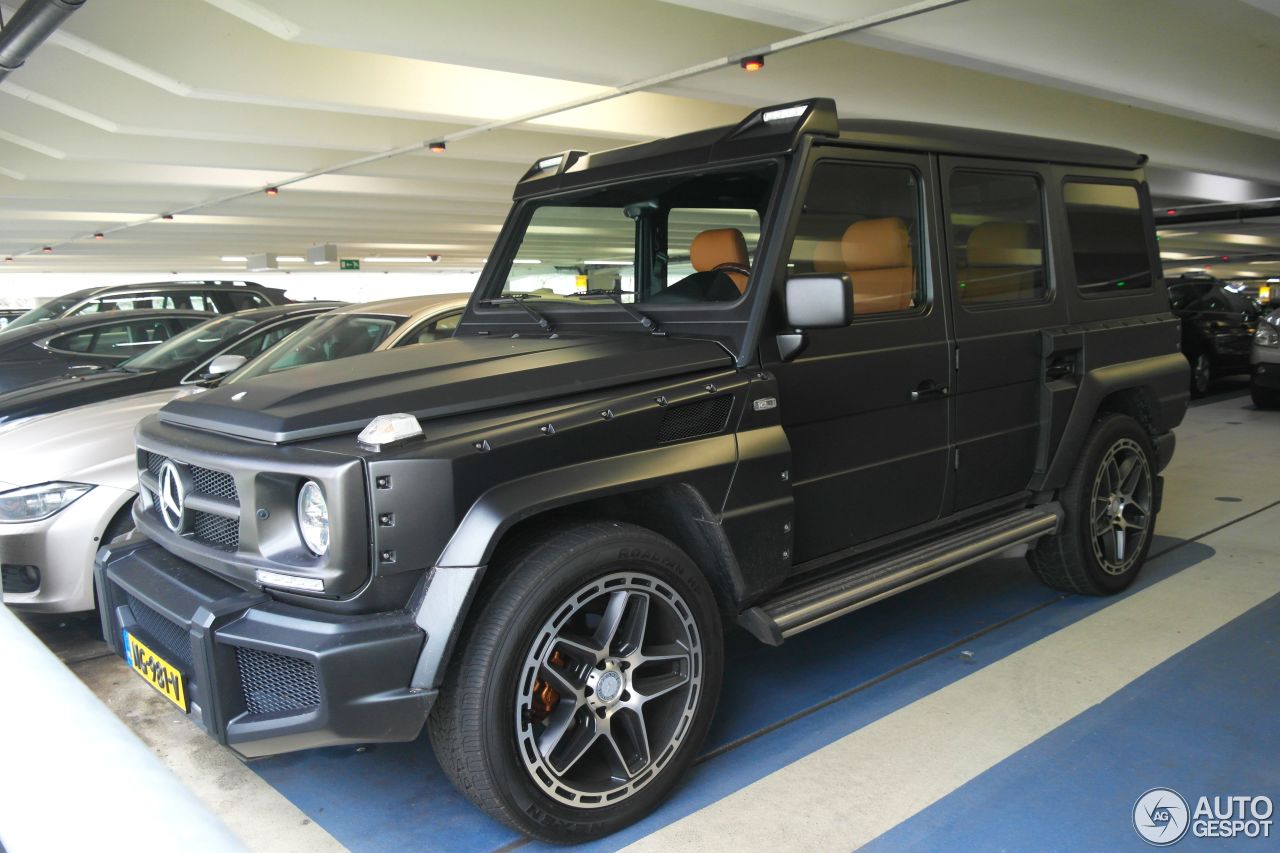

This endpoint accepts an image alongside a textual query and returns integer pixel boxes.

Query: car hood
[158,334,733,443]
[0,369,163,426]
[0,388,184,489]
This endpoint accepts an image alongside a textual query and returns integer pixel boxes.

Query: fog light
[255,569,324,593]
[2,564,40,594]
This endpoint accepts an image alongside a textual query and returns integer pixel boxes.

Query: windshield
[3,296,81,331]
[226,313,403,384]
[495,165,775,310]
[120,314,258,372]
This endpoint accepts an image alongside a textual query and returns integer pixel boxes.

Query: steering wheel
[713,262,751,277]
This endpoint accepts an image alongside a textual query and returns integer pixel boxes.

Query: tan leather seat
[960,222,1042,302]
[690,228,750,294]
[841,217,916,314]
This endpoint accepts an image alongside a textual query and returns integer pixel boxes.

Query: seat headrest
[842,218,911,271]
[691,228,749,273]
[812,238,845,273]
[967,222,1042,266]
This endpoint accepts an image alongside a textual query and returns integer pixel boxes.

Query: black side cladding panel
[656,395,734,443]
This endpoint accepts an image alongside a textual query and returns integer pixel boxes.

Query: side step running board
[740,505,1062,645]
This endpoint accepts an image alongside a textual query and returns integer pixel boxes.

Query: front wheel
[1029,413,1157,595]
[1189,351,1212,396]
[428,521,723,843]
[1251,381,1280,409]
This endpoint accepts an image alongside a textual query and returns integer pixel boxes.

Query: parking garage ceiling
[1,0,1279,279]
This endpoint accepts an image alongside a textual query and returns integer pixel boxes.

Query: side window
[398,311,462,346]
[949,171,1047,306]
[1063,182,1152,296]
[48,319,170,355]
[787,161,923,316]
[223,319,307,359]
[225,292,268,311]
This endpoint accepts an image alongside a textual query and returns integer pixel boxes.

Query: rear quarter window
[1063,182,1153,296]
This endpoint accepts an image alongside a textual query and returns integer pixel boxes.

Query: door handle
[1045,356,1074,381]
[910,381,948,402]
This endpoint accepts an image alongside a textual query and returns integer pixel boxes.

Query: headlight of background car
[0,482,94,523]
[296,480,329,555]
[1254,325,1280,348]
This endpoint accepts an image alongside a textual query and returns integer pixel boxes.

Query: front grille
[143,452,240,550]
[189,466,237,503]
[656,395,734,443]
[126,593,194,670]
[236,647,321,716]
[193,511,239,551]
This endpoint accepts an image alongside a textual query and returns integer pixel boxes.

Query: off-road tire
[1029,413,1157,595]
[428,521,723,843]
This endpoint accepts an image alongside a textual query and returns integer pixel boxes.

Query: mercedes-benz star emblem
[158,460,187,533]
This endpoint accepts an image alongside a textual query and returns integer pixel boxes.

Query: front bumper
[96,536,434,758]
[1,484,131,613]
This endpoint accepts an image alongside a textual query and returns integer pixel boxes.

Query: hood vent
[656,395,733,443]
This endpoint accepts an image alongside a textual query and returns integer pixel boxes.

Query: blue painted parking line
[861,592,1280,853]
[247,536,1216,853]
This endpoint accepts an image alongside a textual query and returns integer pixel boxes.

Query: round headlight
[297,480,329,556]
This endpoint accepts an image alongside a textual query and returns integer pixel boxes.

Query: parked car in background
[1167,273,1260,395]
[0,310,209,394]
[219,292,469,385]
[1,294,464,614]
[2,280,289,332]
[0,302,342,428]
[1250,308,1280,408]
[0,309,24,330]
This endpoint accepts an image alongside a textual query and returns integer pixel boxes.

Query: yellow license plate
[122,629,188,712]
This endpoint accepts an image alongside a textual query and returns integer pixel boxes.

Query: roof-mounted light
[537,156,563,171]
[358,413,424,451]
[762,105,807,123]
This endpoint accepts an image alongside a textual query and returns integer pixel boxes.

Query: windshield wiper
[562,290,660,334]
[478,294,554,333]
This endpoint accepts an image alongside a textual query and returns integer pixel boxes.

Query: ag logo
[1134,788,1190,846]
[157,460,188,533]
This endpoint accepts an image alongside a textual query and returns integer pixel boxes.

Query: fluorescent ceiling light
[362,256,439,263]
[763,105,807,123]
[584,259,631,265]
[1248,259,1278,264]
[220,255,247,262]
[1159,252,1193,260]
[514,258,540,264]
[276,255,305,263]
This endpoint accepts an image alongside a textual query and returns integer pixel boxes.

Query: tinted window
[1064,182,1152,295]
[222,317,309,358]
[225,291,268,311]
[2,297,80,330]
[47,318,175,356]
[949,171,1047,305]
[121,314,258,371]
[787,162,923,316]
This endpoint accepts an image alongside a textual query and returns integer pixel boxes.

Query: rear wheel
[428,521,723,843]
[1029,413,1156,595]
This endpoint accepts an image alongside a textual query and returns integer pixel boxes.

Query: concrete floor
[18,379,1279,851]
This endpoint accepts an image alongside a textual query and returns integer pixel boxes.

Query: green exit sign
[340,258,360,270]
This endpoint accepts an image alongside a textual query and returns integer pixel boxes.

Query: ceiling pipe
[0,0,87,83]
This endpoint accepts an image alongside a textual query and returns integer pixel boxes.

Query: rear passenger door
[940,158,1068,511]
[770,151,952,566]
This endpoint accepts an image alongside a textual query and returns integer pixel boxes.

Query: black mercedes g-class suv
[97,99,1188,843]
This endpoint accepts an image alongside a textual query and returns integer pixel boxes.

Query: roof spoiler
[518,150,588,185]
[719,98,839,147]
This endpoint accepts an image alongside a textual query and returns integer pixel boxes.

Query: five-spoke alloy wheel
[1030,413,1159,595]
[429,522,722,843]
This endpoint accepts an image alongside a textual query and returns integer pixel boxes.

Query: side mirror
[779,274,853,360]
[204,353,247,378]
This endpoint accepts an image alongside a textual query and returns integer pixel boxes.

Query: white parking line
[622,506,1280,853]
